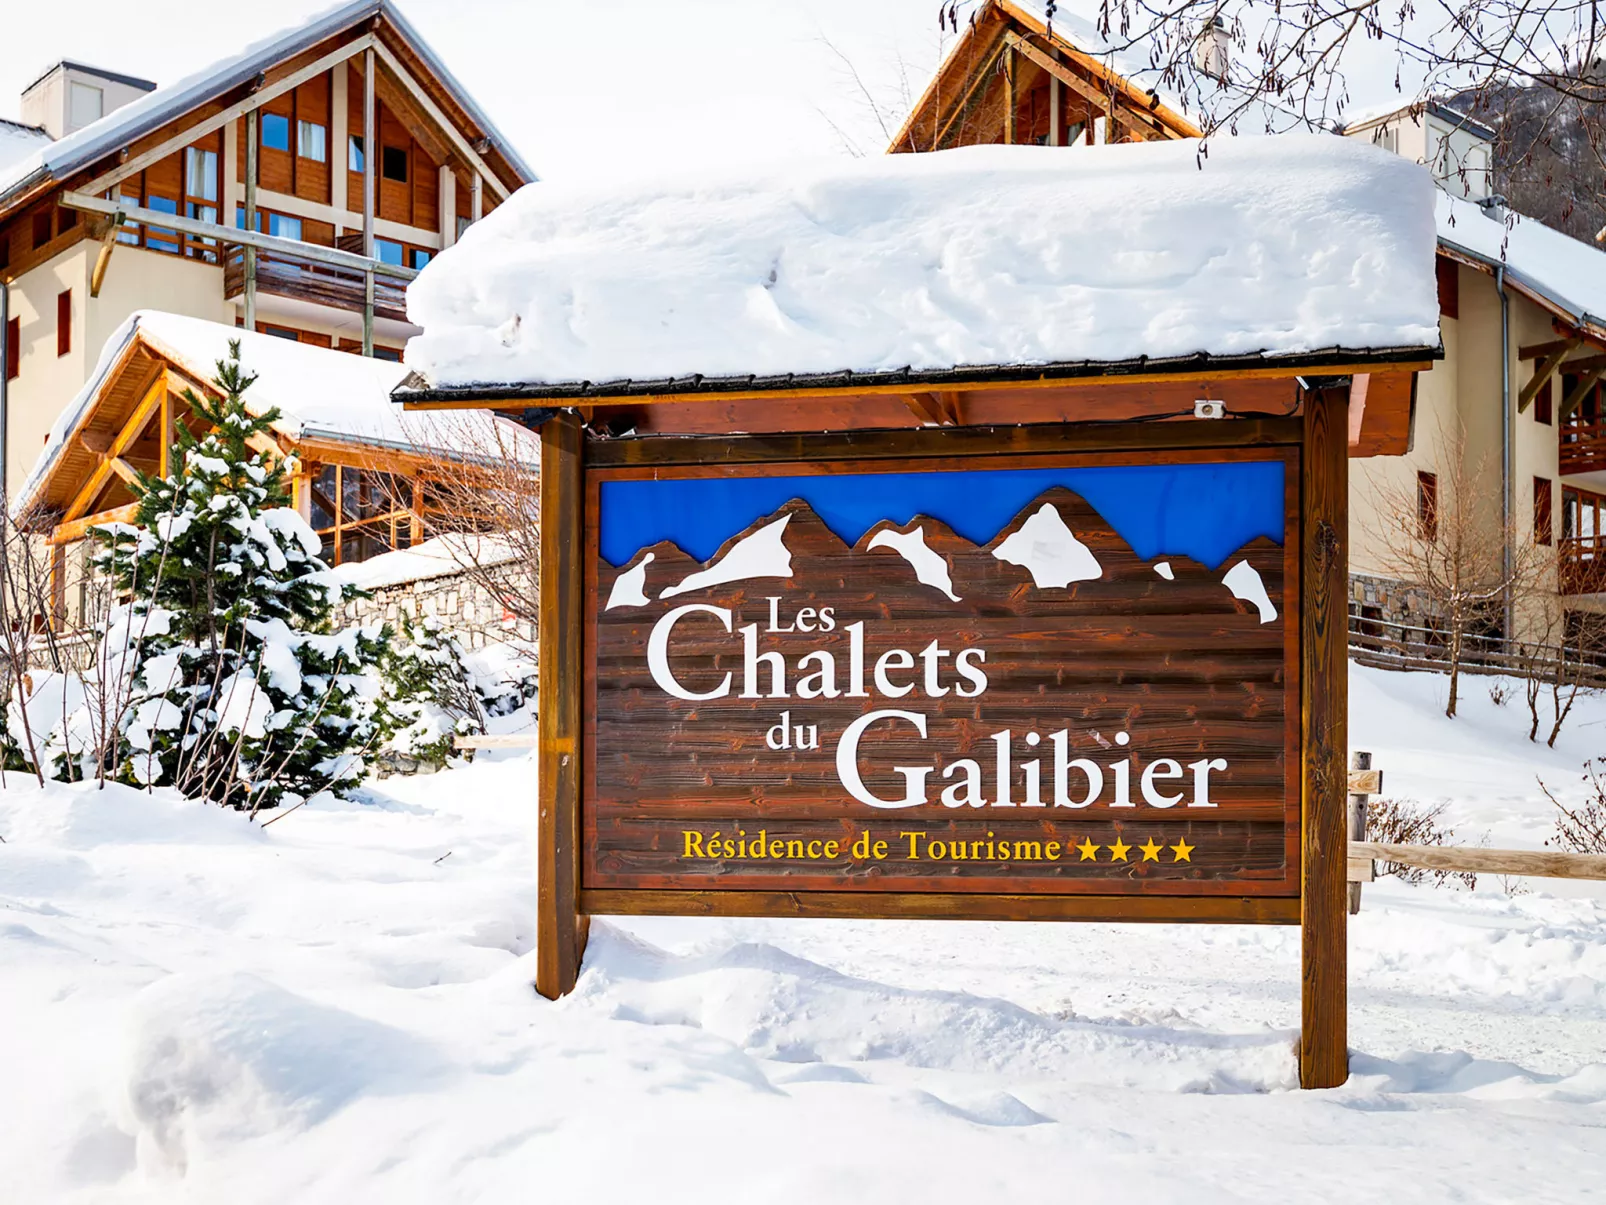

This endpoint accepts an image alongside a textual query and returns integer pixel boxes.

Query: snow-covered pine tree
[89,340,387,810]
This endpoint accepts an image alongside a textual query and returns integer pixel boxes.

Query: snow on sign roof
[1437,192,1606,337]
[0,0,535,211]
[400,135,1442,398]
[15,312,538,519]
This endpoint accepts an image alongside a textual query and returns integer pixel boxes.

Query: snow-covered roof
[0,119,51,175]
[0,0,534,213]
[322,533,517,590]
[399,134,1441,399]
[1437,192,1606,337]
[16,312,537,520]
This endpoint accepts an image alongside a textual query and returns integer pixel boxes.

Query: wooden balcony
[1559,414,1606,476]
[1561,535,1606,594]
[223,244,408,324]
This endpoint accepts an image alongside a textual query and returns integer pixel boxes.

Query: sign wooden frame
[537,400,1349,1089]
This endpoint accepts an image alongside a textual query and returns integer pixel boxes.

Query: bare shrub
[1539,760,1606,854]
[1487,678,1514,707]
[1366,796,1478,889]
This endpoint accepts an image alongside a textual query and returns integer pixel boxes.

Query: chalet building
[0,0,533,507]
[895,0,1606,652]
[13,312,535,619]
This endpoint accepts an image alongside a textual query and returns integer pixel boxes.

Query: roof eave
[393,346,1443,409]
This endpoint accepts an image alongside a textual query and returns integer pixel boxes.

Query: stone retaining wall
[337,562,537,647]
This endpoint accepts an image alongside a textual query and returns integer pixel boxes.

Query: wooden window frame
[1534,475,1553,545]
[4,317,18,382]
[1535,376,1553,425]
[1417,469,1439,543]
[308,463,421,565]
[56,289,71,358]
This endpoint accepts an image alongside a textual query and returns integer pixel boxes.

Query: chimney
[20,61,156,140]
[1193,16,1231,84]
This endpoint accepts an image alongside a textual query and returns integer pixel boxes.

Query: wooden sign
[584,447,1299,910]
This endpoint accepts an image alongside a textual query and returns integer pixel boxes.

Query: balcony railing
[1561,534,1606,594]
[223,244,409,325]
[1559,414,1606,475]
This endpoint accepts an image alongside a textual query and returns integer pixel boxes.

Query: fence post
[1348,751,1370,915]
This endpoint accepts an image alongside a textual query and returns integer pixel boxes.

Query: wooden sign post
[534,389,1356,1089]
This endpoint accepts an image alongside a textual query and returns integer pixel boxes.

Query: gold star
[1076,837,1100,861]
[1139,838,1162,862]
[1107,836,1131,862]
[1170,838,1194,863]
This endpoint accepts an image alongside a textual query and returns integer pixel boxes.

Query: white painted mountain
[660,514,794,599]
[605,552,655,609]
[1222,559,1278,623]
[991,503,1103,589]
[867,525,961,601]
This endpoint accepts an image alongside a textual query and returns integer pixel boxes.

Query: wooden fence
[1348,613,1606,689]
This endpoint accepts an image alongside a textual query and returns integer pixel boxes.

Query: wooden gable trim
[62,367,169,523]
[77,34,377,199]
[48,503,142,546]
[370,40,511,200]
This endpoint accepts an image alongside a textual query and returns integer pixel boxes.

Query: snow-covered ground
[2,663,1603,1202]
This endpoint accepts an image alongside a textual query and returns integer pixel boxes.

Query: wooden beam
[62,370,168,523]
[1560,366,1606,423]
[1003,47,1016,144]
[370,39,512,200]
[1004,32,1168,141]
[1519,336,1582,360]
[901,392,950,426]
[535,410,588,999]
[48,502,140,546]
[79,430,113,456]
[78,34,375,198]
[106,457,141,487]
[1518,339,1580,413]
[89,213,124,299]
[1301,384,1349,1089]
[61,192,418,281]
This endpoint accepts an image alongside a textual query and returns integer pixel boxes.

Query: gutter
[1498,263,1513,638]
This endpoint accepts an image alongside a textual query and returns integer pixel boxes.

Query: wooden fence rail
[1348,841,1606,882]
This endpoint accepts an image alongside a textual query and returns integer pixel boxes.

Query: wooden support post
[90,213,124,298]
[1003,50,1016,144]
[1300,385,1349,1089]
[49,544,67,629]
[363,48,376,260]
[1347,751,1371,915]
[1049,73,1062,146]
[244,110,258,332]
[1518,339,1580,412]
[536,410,588,999]
[471,172,483,223]
[362,269,375,358]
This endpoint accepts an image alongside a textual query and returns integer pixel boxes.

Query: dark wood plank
[581,888,1299,924]
[588,416,1303,468]
[1300,385,1349,1088]
[536,410,588,999]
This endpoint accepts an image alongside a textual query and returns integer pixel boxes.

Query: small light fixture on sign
[1193,400,1226,419]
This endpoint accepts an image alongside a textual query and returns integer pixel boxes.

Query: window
[145,195,180,254]
[1536,376,1553,425]
[348,135,364,172]
[4,318,18,382]
[261,113,291,152]
[234,207,302,242]
[1535,477,1554,545]
[308,464,417,565]
[56,290,71,357]
[371,345,402,362]
[68,81,103,128]
[56,208,77,237]
[409,248,431,270]
[381,145,408,182]
[184,147,218,202]
[297,120,327,163]
[32,210,51,249]
[1435,255,1459,319]
[262,325,300,342]
[374,238,405,267]
[1417,470,1439,542]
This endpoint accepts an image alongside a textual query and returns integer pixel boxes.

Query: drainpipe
[1498,264,1513,641]
[0,279,8,503]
